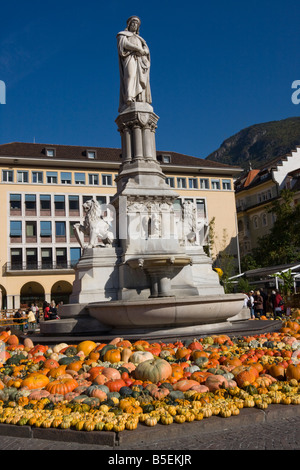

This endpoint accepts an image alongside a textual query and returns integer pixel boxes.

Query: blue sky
[0,0,299,159]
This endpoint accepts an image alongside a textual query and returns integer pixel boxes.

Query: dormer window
[162,154,171,163]
[46,148,55,157]
[87,150,96,159]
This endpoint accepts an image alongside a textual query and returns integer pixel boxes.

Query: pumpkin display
[0,322,300,434]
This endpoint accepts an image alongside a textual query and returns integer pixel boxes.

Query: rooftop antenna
[33,137,35,143]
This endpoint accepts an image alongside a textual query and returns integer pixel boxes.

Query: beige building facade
[0,142,241,310]
[235,146,300,259]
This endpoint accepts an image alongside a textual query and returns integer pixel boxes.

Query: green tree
[252,189,300,267]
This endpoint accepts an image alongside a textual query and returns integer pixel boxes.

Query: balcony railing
[3,262,77,275]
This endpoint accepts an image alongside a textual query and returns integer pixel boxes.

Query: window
[177,177,186,189]
[55,221,66,237]
[26,221,37,237]
[96,196,107,205]
[54,195,65,212]
[11,248,22,269]
[25,194,36,211]
[56,248,67,268]
[70,247,81,266]
[32,171,43,184]
[61,172,72,184]
[87,150,96,159]
[41,248,52,269]
[200,178,209,189]
[88,173,99,185]
[46,148,55,157]
[188,178,198,189]
[69,221,80,239]
[253,216,259,229]
[46,171,58,184]
[69,195,79,211]
[102,174,113,186]
[166,177,175,188]
[75,173,85,185]
[2,170,13,182]
[211,179,220,190]
[40,194,51,211]
[10,221,22,237]
[83,196,93,204]
[10,194,21,210]
[162,155,171,163]
[26,248,37,269]
[17,170,29,183]
[222,179,232,190]
[40,221,52,237]
[262,213,268,227]
[196,199,206,219]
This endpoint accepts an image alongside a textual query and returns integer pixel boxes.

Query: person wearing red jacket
[273,290,284,317]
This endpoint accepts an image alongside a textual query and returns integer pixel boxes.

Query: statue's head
[126,16,141,34]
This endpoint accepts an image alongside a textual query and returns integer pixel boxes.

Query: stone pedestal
[69,247,120,304]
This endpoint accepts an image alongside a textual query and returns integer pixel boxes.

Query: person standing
[253,290,264,318]
[259,287,268,315]
[248,290,255,319]
[43,303,50,321]
[273,290,284,317]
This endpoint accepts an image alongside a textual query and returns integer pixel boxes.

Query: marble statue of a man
[117,16,152,112]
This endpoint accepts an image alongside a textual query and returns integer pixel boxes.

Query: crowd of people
[10,300,61,330]
[243,288,285,319]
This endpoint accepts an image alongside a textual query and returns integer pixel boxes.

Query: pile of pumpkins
[0,317,299,432]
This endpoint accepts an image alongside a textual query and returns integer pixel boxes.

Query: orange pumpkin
[173,379,200,391]
[101,367,121,380]
[0,331,10,342]
[48,365,68,378]
[235,368,257,388]
[175,347,191,360]
[21,372,50,390]
[286,364,300,381]
[6,334,19,346]
[103,348,122,363]
[44,358,60,369]
[66,361,83,372]
[29,344,48,356]
[45,377,78,395]
[88,351,100,361]
[88,366,105,381]
[268,364,286,380]
[77,340,97,356]
[105,378,126,392]
[116,339,132,348]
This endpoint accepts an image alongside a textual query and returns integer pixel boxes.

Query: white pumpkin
[53,343,69,354]
[129,351,154,365]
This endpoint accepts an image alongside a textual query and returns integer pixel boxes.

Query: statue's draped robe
[117,31,152,111]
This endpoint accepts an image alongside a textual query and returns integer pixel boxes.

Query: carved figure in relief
[117,16,152,111]
[74,199,114,248]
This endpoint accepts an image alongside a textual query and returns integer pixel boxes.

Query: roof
[0,142,242,174]
[235,146,300,193]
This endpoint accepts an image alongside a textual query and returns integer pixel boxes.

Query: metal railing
[3,261,77,274]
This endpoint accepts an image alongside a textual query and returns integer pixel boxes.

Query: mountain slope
[206,117,300,169]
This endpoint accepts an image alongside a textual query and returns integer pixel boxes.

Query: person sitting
[49,300,58,320]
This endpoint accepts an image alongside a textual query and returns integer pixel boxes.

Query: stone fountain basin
[87,293,245,329]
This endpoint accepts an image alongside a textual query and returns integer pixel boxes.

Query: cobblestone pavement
[0,415,299,451]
